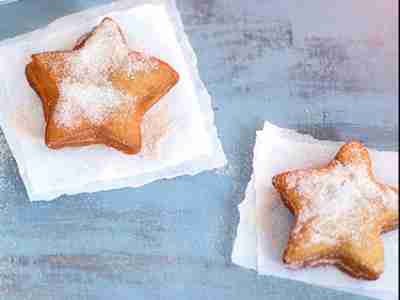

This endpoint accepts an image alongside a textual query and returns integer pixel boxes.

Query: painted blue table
[0,1,398,299]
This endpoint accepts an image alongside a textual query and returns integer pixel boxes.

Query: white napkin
[233,121,399,300]
[0,0,226,201]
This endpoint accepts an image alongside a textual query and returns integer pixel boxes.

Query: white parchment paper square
[233,122,398,300]
[0,0,226,201]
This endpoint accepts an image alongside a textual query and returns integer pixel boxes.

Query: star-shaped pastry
[272,141,399,280]
[26,18,179,154]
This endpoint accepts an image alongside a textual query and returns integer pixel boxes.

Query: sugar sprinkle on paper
[141,101,170,159]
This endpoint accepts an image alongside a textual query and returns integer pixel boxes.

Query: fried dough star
[272,141,399,280]
[26,18,179,154]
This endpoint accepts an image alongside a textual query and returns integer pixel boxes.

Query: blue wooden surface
[0,1,398,299]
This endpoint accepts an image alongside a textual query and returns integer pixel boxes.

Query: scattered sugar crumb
[50,19,135,128]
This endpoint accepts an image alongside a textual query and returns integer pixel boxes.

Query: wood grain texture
[0,0,398,299]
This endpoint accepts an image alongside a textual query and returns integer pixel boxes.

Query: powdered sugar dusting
[52,18,136,128]
[381,187,399,211]
[56,83,135,128]
[126,53,159,79]
[67,19,129,83]
[291,161,398,245]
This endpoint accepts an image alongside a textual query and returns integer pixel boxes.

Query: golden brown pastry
[272,141,399,280]
[26,17,179,154]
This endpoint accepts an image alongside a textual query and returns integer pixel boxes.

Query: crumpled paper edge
[231,174,258,271]
[233,121,398,300]
[0,0,226,201]
[163,0,227,171]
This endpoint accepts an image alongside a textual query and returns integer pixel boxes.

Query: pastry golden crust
[26,17,179,154]
[272,141,399,280]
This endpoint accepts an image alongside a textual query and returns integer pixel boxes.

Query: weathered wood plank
[0,0,397,299]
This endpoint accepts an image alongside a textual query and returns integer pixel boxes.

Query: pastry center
[292,163,398,245]
[51,19,160,129]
